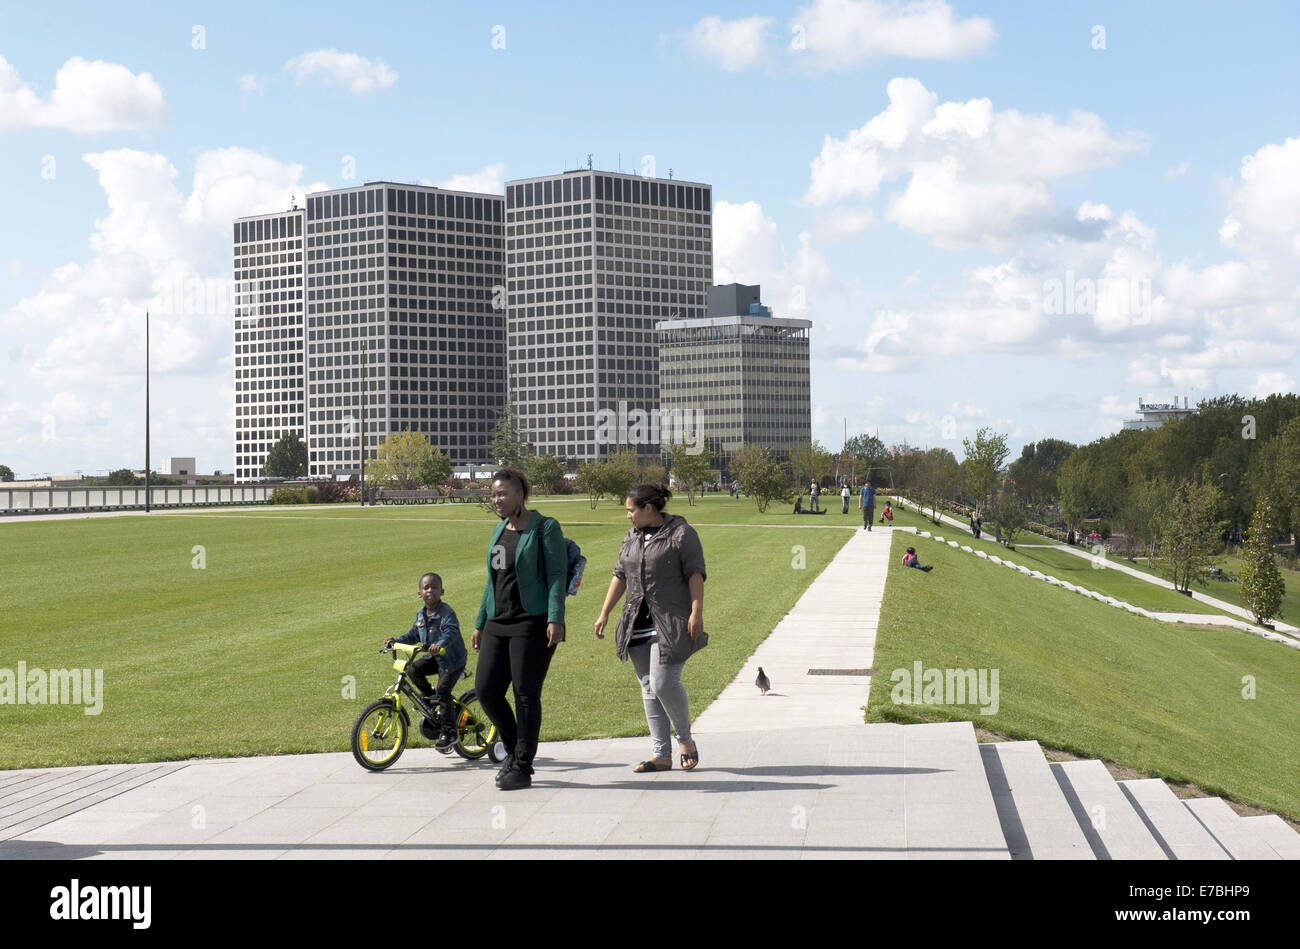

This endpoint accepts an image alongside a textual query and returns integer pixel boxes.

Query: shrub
[270,487,306,505]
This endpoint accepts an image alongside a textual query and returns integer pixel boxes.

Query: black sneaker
[494,754,516,786]
[498,765,531,791]
[435,731,457,754]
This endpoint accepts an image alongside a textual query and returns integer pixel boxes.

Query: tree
[986,491,1028,550]
[576,449,641,509]
[489,395,525,468]
[960,428,1009,516]
[844,433,887,484]
[0,465,13,482]
[106,468,140,486]
[915,447,959,522]
[640,461,667,487]
[732,444,794,513]
[1152,480,1225,594]
[523,453,566,495]
[1240,496,1285,626]
[1057,456,1098,531]
[602,448,641,502]
[668,443,716,506]
[417,447,452,488]
[1114,478,1170,559]
[789,440,834,492]
[574,460,607,510]
[1006,438,1076,505]
[369,430,434,488]
[263,433,308,479]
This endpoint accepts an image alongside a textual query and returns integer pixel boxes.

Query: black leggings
[474,630,556,772]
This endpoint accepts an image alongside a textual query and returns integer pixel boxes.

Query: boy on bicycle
[385,573,467,751]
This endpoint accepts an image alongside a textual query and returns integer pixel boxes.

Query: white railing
[0,485,273,514]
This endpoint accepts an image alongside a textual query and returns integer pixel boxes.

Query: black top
[486,524,546,638]
[630,524,662,631]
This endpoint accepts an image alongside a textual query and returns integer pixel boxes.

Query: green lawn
[1089,548,1300,628]
[867,528,1300,820]
[0,496,852,769]
[882,498,1229,617]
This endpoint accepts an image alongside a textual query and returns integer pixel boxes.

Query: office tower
[232,208,306,482]
[503,170,712,464]
[657,283,811,472]
[300,183,506,479]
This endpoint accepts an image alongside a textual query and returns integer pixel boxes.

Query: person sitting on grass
[385,573,467,752]
[880,501,894,526]
[902,547,933,572]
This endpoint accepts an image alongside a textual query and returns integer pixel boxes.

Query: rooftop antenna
[618,152,621,173]
[587,153,592,170]
[290,193,297,210]
[668,168,674,179]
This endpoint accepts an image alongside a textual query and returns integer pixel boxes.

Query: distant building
[657,284,810,473]
[161,457,196,477]
[1122,397,1195,430]
[504,169,712,465]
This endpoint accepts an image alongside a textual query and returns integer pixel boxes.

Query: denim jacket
[396,600,467,671]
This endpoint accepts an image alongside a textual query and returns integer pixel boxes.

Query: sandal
[634,759,672,773]
[679,744,699,771]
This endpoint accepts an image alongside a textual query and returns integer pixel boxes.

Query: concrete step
[1241,815,1300,859]
[1184,797,1282,859]
[979,741,1094,859]
[902,722,1009,859]
[1050,759,1168,859]
[1117,779,1229,859]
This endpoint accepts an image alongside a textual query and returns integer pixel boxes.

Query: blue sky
[1,0,1297,476]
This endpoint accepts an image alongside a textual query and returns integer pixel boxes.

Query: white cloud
[0,55,166,133]
[439,162,508,195]
[1247,371,1297,398]
[283,49,397,94]
[713,200,837,319]
[1165,161,1191,179]
[804,77,1145,250]
[902,270,920,285]
[812,206,876,241]
[1220,137,1300,265]
[3,148,327,473]
[685,15,774,72]
[791,0,995,71]
[238,74,260,94]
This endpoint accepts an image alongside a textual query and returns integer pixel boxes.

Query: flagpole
[145,310,151,513]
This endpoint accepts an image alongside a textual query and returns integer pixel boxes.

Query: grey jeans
[628,640,692,760]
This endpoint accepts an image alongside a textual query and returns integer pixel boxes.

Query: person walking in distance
[841,482,850,514]
[859,480,876,531]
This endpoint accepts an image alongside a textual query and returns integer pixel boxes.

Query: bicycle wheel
[351,699,409,771]
[452,689,504,762]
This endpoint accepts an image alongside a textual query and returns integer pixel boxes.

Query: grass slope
[868,529,1300,820]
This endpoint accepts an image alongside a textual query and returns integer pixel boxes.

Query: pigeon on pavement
[756,667,771,695]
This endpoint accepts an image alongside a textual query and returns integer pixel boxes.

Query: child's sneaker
[435,731,457,754]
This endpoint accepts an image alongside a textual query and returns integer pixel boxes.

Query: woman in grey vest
[593,484,707,772]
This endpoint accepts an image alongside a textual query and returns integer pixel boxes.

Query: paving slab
[1117,779,1229,860]
[980,741,1093,859]
[1240,815,1300,859]
[1050,760,1167,859]
[1183,797,1281,860]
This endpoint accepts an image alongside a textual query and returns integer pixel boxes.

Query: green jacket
[474,511,567,631]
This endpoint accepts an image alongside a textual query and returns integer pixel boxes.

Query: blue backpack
[540,516,586,596]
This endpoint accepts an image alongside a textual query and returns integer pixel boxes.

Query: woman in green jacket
[471,468,567,790]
